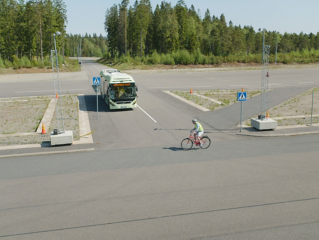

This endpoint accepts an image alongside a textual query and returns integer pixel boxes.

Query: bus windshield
[110,83,136,99]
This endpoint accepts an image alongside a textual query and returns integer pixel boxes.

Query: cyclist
[191,119,204,146]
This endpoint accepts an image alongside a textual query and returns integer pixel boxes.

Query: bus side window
[105,81,109,95]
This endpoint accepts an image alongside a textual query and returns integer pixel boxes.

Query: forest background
[1,0,319,71]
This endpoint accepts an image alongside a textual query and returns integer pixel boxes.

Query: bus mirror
[136,86,138,91]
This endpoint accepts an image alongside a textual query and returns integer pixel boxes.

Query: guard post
[237,88,247,132]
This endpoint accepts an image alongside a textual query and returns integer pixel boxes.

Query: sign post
[93,77,101,120]
[237,88,247,132]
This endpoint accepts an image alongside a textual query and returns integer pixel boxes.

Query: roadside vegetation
[0,55,80,74]
[98,48,319,71]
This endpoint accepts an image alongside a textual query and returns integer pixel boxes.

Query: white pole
[275,36,278,65]
[240,101,243,132]
[97,87,99,120]
[311,89,314,125]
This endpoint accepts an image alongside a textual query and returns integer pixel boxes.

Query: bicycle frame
[188,133,202,145]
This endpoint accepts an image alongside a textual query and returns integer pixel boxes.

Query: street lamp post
[52,32,65,133]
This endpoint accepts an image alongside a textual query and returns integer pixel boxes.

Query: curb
[236,131,319,137]
[0,148,95,159]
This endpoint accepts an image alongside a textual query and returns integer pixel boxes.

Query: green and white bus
[100,69,138,110]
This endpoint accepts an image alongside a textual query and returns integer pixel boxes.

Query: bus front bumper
[109,99,137,109]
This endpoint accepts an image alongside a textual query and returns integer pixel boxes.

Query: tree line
[68,33,108,58]
[105,0,319,60]
[0,0,67,63]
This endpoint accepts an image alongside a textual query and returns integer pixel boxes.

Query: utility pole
[52,32,65,133]
[275,35,278,65]
[261,29,270,120]
[125,9,127,56]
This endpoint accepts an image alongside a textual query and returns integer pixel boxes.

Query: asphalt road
[0,61,319,239]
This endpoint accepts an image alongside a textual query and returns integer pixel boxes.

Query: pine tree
[174,0,187,49]
[105,4,119,57]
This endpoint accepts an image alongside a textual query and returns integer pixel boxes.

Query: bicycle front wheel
[181,138,193,150]
[200,136,211,149]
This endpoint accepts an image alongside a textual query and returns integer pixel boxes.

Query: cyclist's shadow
[163,147,200,151]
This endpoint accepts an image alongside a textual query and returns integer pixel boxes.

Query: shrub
[210,56,216,64]
[19,57,26,68]
[21,56,32,68]
[202,55,209,64]
[0,57,4,68]
[269,55,275,63]
[37,60,45,68]
[194,48,204,64]
[212,56,221,64]
[31,59,38,67]
[132,56,142,65]
[161,54,175,65]
[43,56,51,67]
[118,54,131,63]
[149,50,161,64]
[175,50,193,65]
[282,55,292,64]
[141,55,149,64]
[58,55,63,64]
[13,55,20,69]
[253,54,262,63]
[18,56,31,68]
[5,60,13,68]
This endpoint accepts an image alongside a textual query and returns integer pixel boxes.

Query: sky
[65,0,319,36]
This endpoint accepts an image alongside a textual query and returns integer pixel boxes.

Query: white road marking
[137,105,157,123]
[164,91,210,112]
[269,83,282,85]
[298,82,314,84]
[91,64,101,71]
[148,86,212,89]
[82,64,90,77]
[16,89,88,93]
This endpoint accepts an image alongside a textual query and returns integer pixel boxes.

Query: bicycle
[181,131,211,150]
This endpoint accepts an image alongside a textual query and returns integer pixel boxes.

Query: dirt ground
[172,88,319,126]
[172,90,261,111]
[250,88,319,126]
[0,94,80,145]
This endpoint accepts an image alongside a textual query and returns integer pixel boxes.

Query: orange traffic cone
[266,111,269,119]
[56,92,59,99]
[42,123,46,134]
[190,88,193,93]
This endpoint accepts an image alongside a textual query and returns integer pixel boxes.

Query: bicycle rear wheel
[200,136,211,149]
[181,138,193,150]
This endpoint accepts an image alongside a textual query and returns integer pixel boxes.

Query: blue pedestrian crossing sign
[93,77,101,85]
[237,92,247,101]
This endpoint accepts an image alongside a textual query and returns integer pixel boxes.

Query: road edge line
[0,148,95,159]
[163,91,210,112]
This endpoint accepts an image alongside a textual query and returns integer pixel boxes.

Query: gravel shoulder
[171,88,319,127]
[0,94,80,145]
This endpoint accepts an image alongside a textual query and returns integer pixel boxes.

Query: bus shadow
[78,95,133,113]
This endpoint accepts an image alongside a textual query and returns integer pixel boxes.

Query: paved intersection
[0,62,319,239]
